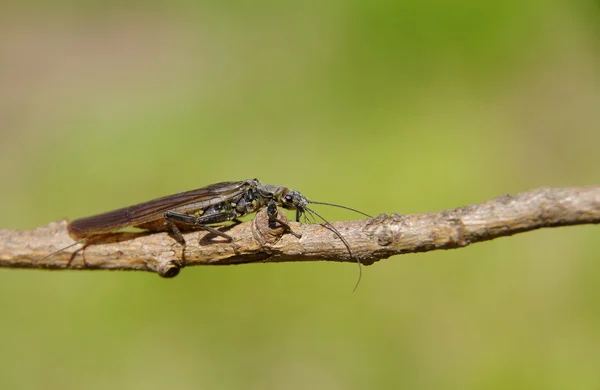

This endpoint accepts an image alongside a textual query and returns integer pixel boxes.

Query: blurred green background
[1,1,599,389]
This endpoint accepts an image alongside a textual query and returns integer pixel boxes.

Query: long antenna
[308,200,372,219]
[305,206,363,292]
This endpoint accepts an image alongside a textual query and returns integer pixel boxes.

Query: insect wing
[67,181,248,238]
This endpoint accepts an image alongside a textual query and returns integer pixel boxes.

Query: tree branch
[1,186,598,277]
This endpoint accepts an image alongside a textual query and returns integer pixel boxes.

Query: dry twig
[1,186,598,277]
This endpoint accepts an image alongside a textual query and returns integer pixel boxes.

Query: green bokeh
[1,1,599,389]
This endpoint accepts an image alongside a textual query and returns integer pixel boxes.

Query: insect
[46,179,371,289]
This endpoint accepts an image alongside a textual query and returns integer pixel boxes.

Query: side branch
[0,186,598,277]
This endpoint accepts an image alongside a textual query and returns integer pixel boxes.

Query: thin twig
[0,186,598,277]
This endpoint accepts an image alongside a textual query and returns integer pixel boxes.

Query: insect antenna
[304,206,363,292]
[308,201,372,219]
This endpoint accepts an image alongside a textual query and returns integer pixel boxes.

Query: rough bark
[1,186,598,278]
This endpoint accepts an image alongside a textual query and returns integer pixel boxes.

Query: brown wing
[67,180,249,239]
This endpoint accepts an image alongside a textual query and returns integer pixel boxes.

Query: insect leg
[267,200,302,238]
[163,211,238,243]
[164,218,186,245]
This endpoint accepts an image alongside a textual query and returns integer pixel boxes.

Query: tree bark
[1,186,598,278]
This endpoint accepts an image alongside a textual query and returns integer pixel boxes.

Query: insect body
[68,180,264,244]
[57,179,371,289]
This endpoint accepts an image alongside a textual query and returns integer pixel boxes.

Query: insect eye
[284,194,293,203]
